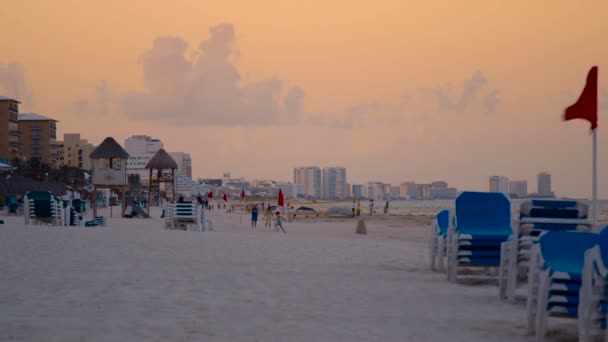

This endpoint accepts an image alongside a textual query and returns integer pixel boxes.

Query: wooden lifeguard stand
[145,149,178,209]
[89,137,130,218]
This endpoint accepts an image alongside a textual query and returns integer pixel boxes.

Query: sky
[1,0,607,198]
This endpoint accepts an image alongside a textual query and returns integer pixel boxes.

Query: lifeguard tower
[89,137,129,217]
[145,149,178,209]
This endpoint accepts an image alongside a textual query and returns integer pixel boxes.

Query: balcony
[31,152,41,158]
[30,126,41,130]
[51,153,61,158]
[51,143,62,149]
[9,141,24,147]
[31,143,41,148]
[9,130,23,136]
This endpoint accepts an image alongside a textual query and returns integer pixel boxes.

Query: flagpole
[593,127,598,231]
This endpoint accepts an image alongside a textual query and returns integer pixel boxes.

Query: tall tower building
[487,176,509,194]
[124,135,164,185]
[322,166,347,200]
[293,166,322,198]
[0,96,23,161]
[537,172,553,197]
[169,152,192,179]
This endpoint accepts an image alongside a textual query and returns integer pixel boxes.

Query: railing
[30,126,41,130]
[9,130,22,136]
[9,141,24,147]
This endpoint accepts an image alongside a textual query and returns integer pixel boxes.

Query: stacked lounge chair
[526,230,598,340]
[430,209,451,272]
[578,226,608,341]
[446,191,512,283]
[499,199,590,301]
[165,201,202,231]
[24,191,61,226]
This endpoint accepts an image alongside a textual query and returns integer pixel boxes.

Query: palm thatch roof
[90,137,130,159]
[146,149,178,170]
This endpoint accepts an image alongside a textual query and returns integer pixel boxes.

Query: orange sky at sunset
[1,1,607,197]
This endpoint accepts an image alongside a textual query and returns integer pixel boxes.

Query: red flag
[241,189,245,200]
[564,66,598,130]
[223,193,228,202]
[278,188,284,207]
[207,191,213,199]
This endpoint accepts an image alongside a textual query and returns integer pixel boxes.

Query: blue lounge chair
[446,191,512,283]
[430,209,451,272]
[578,226,608,341]
[526,231,598,340]
[499,199,590,301]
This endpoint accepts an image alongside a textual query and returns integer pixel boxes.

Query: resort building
[125,135,163,185]
[537,172,553,197]
[275,182,299,199]
[18,113,60,166]
[56,133,96,170]
[294,166,322,198]
[487,176,509,194]
[509,180,528,198]
[0,96,23,162]
[169,152,192,179]
[322,166,347,200]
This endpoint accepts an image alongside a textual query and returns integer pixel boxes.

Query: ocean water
[304,199,608,223]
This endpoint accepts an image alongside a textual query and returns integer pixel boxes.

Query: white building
[275,182,299,199]
[367,181,385,200]
[537,172,553,197]
[487,176,509,194]
[169,152,192,179]
[124,135,163,185]
[509,180,528,198]
[175,174,205,197]
[294,166,322,198]
[322,166,347,200]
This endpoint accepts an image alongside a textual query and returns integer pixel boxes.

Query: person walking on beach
[251,205,259,228]
[264,207,273,228]
[384,201,389,215]
[369,200,374,216]
[274,211,286,233]
[352,201,356,217]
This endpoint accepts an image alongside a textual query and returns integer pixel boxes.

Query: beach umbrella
[223,193,228,202]
[277,188,284,207]
[207,191,213,199]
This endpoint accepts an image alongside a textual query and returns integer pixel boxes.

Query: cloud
[0,62,33,104]
[431,71,500,115]
[71,80,112,116]
[121,23,302,125]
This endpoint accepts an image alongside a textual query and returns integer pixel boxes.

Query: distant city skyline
[1,2,607,198]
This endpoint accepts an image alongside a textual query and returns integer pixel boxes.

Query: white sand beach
[0,209,577,341]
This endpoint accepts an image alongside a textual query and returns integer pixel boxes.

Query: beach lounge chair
[430,209,451,272]
[446,191,512,283]
[168,201,201,231]
[499,199,590,301]
[526,231,598,340]
[578,226,608,341]
[24,191,61,226]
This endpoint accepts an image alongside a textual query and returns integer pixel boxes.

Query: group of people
[250,204,286,233]
[351,199,390,217]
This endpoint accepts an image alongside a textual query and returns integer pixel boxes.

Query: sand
[0,208,578,341]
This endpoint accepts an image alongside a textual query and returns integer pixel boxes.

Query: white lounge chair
[430,209,451,272]
[169,201,201,231]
